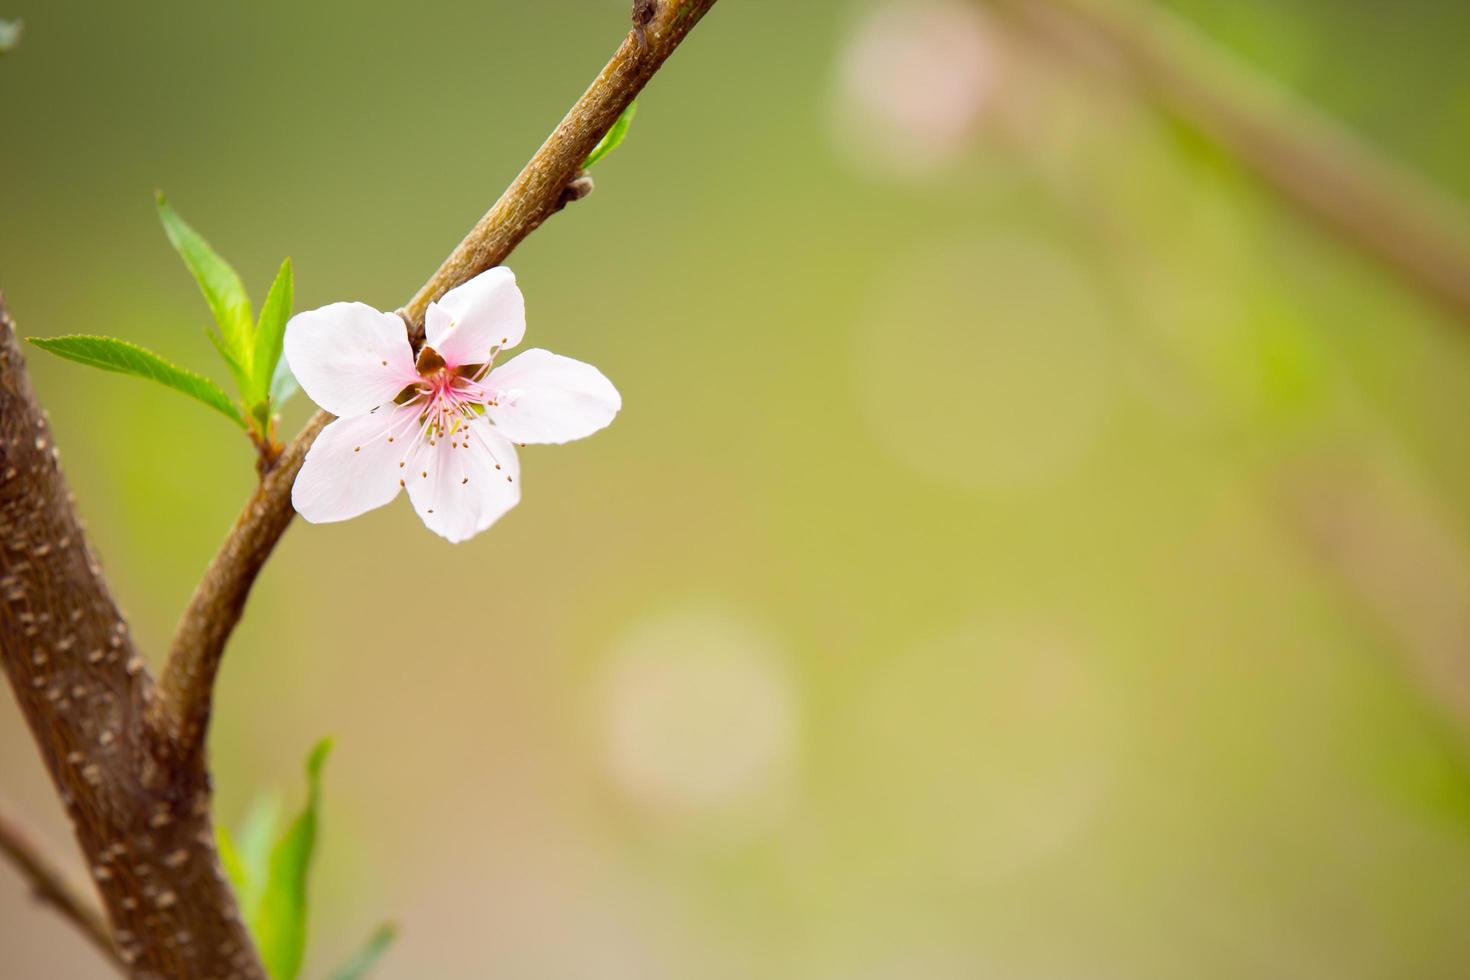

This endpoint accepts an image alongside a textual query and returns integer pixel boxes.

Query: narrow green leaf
[324,923,398,980]
[583,101,637,169]
[156,192,254,370]
[255,739,332,980]
[231,795,283,923]
[250,257,293,408]
[207,325,251,396]
[0,19,22,55]
[270,355,299,407]
[28,335,244,428]
[217,825,247,898]
[249,400,271,438]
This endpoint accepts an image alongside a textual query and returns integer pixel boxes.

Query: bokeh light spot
[855,233,1115,490]
[832,0,1000,177]
[601,605,798,826]
[853,617,1116,883]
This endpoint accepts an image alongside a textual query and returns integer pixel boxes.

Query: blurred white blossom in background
[832,0,1001,176]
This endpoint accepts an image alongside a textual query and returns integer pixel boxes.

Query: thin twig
[399,0,719,342]
[150,0,721,762]
[0,796,122,973]
[991,0,1470,326]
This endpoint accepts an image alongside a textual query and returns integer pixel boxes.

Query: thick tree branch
[991,0,1470,327]
[0,795,122,972]
[0,296,266,979]
[151,0,720,766]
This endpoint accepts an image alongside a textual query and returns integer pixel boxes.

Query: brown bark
[0,298,264,978]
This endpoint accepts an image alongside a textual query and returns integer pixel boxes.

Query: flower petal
[284,302,417,418]
[405,417,521,543]
[292,406,417,524]
[424,267,526,369]
[484,348,621,445]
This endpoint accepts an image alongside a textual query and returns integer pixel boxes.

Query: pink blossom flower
[284,267,620,542]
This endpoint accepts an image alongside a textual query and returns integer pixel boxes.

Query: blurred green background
[6,0,1470,977]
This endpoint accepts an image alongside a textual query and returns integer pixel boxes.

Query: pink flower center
[377,346,515,488]
[412,369,494,439]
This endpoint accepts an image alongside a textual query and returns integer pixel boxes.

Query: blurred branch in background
[0,796,119,973]
[1281,453,1470,746]
[988,0,1470,329]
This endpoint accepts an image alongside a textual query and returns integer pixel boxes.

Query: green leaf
[324,923,397,980]
[206,325,251,397]
[226,794,283,923]
[0,19,22,55]
[250,257,293,409]
[583,101,637,169]
[249,401,271,437]
[255,739,332,980]
[217,824,247,898]
[270,355,299,407]
[156,192,254,374]
[28,335,244,428]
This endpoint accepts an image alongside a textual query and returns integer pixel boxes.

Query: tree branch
[0,795,122,973]
[990,0,1470,326]
[400,0,719,342]
[148,412,329,758]
[150,0,720,767]
[0,295,267,978]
